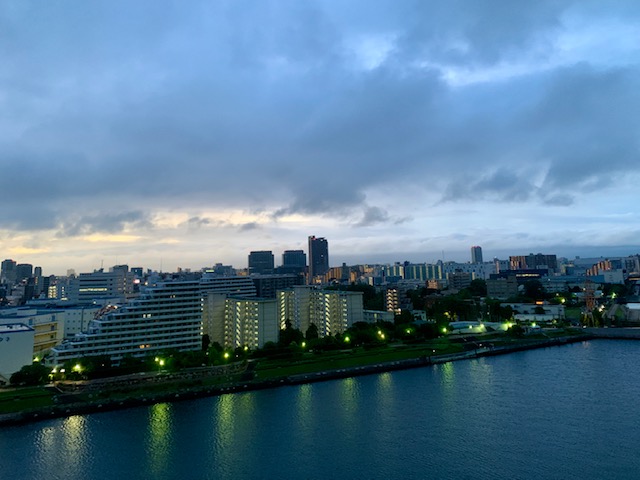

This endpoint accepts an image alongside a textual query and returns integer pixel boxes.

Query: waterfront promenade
[0,333,593,427]
[584,327,640,339]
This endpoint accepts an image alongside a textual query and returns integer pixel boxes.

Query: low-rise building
[0,324,34,381]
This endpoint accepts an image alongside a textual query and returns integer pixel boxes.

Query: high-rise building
[509,253,557,271]
[203,294,279,350]
[471,246,483,264]
[15,264,33,283]
[66,269,135,304]
[49,280,204,365]
[33,266,43,296]
[277,286,364,337]
[1,259,17,285]
[248,251,275,274]
[308,236,329,282]
[276,250,307,275]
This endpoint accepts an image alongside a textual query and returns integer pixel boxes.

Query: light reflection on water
[2,340,640,480]
[147,403,173,477]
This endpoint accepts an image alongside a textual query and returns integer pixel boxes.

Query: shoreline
[0,334,595,427]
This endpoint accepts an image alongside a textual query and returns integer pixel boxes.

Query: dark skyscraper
[471,246,483,264]
[248,250,275,274]
[1,259,17,285]
[282,250,306,268]
[308,236,329,281]
[278,250,307,275]
[16,263,33,283]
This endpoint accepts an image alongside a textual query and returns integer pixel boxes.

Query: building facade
[471,246,483,264]
[248,251,275,275]
[0,324,34,381]
[278,286,363,337]
[308,236,329,282]
[49,280,203,365]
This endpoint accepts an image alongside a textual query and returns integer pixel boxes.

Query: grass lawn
[0,387,56,414]
[254,342,465,379]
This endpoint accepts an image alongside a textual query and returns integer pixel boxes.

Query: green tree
[202,334,211,351]
[279,320,304,346]
[522,280,547,302]
[467,279,487,297]
[305,323,319,340]
[10,363,51,386]
[394,310,414,325]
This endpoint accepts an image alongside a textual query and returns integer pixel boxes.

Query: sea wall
[0,334,591,427]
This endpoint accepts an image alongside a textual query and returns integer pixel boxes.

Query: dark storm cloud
[526,65,640,193]
[0,0,639,237]
[396,0,567,65]
[238,222,260,232]
[441,169,536,204]
[183,217,211,229]
[57,211,152,238]
[354,206,390,227]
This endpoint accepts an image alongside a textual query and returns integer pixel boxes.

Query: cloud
[238,222,260,232]
[1,1,639,272]
[56,211,153,238]
[353,206,390,227]
[183,216,211,229]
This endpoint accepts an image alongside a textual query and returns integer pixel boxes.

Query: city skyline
[1,1,639,275]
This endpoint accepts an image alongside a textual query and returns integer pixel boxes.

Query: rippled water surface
[2,340,640,480]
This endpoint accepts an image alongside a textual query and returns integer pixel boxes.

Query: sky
[1,0,639,275]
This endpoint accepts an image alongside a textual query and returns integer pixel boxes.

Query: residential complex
[3,241,640,376]
[49,280,204,365]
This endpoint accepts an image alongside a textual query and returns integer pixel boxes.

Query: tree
[305,323,319,340]
[10,363,51,386]
[522,280,547,302]
[467,279,487,297]
[279,320,304,346]
[394,310,414,325]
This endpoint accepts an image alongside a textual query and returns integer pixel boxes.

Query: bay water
[2,340,639,479]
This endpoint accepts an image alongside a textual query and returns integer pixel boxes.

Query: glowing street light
[344,336,351,343]
[223,352,230,360]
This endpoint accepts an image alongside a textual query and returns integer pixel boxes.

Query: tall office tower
[248,251,275,274]
[32,266,43,296]
[15,263,33,283]
[308,236,329,281]
[1,259,17,284]
[280,249,307,274]
[471,246,483,264]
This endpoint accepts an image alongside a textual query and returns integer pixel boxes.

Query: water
[2,340,640,480]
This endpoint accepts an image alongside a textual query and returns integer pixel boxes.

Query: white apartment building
[49,280,203,365]
[278,286,364,337]
[0,324,34,381]
[203,293,279,350]
[0,305,101,356]
[49,275,260,365]
[65,270,135,304]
